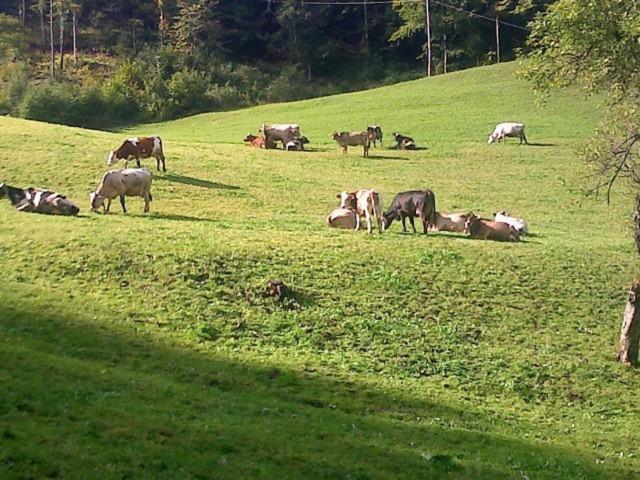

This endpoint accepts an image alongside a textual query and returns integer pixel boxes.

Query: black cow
[382,190,436,235]
[392,132,416,150]
[367,125,383,147]
[0,183,79,215]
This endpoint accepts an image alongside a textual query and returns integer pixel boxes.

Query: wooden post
[495,16,500,63]
[424,0,432,76]
[443,34,447,74]
[618,280,640,365]
[49,0,55,77]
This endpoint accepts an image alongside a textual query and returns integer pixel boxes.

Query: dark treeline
[0,0,553,127]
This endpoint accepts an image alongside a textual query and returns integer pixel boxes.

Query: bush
[167,69,211,117]
[18,82,76,125]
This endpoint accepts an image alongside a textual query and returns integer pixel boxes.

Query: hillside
[1,62,639,479]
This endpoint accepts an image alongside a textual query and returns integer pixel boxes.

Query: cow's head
[244,133,257,142]
[299,136,309,145]
[107,150,118,166]
[392,132,403,142]
[493,210,508,217]
[337,191,356,210]
[51,196,80,216]
[331,131,339,140]
[89,192,106,212]
[487,133,498,144]
[464,213,479,233]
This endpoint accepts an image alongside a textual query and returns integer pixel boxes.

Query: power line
[263,0,531,32]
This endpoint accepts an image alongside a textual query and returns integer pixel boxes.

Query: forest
[0,1,552,127]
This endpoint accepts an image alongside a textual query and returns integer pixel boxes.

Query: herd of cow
[0,120,529,241]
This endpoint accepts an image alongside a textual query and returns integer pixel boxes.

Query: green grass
[1,62,639,479]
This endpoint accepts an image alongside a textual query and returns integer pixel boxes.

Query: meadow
[1,62,639,479]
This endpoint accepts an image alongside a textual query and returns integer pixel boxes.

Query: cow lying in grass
[90,168,153,214]
[286,136,310,151]
[464,213,520,242]
[494,210,528,236]
[108,136,166,172]
[244,133,266,148]
[326,207,358,229]
[331,131,370,157]
[382,190,436,235]
[392,132,416,150]
[0,183,79,215]
[431,212,469,233]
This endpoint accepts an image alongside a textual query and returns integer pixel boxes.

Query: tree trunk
[424,0,432,77]
[443,34,447,74]
[40,4,46,43]
[495,16,500,63]
[157,0,165,47]
[363,0,369,54]
[59,3,65,76]
[49,0,55,77]
[618,280,640,365]
[72,9,77,65]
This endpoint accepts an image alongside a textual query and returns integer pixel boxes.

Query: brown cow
[331,131,370,157]
[464,213,519,242]
[244,133,266,148]
[338,189,383,234]
[107,136,166,172]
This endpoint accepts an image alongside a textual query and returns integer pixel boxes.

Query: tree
[520,0,640,364]
[170,0,217,58]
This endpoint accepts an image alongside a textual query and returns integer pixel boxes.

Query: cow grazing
[0,183,79,215]
[464,213,520,242]
[260,123,300,149]
[392,132,416,150]
[488,123,527,145]
[331,131,370,157]
[431,212,469,233]
[108,136,166,172]
[382,190,436,235]
[367,125,383,147]
[90,168,153,214]
[244,133,266,148]
[494,210,528,235]
[326,207,358,230]
[338,189,383,234]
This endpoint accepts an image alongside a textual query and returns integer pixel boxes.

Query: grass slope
[1,62,639,479]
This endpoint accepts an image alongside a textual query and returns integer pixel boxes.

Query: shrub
[167,69,210,117]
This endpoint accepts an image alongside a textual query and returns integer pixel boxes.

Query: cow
[392,132,416,150]
[285,137,309,151]
[107,136,166,172]
[338,189,383,234]
[494,210,528,235]
[244,133,266,148]
[488,123,527,145]
[326,207,358,230]
[381,190,436,235]
[464,213,520,242]
[331,131,370,157]
[367,125,383,147]
[0,183,79,215]
[431,212,469,233]
[90,168,153,214]
[260,123,300,149]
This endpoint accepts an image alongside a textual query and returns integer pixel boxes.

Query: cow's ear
[336,194,341,199]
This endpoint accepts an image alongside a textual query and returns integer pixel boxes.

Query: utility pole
[424,0,432,76]
[495,15,500,63]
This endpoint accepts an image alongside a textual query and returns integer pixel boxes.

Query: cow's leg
[521,132,528,145]
[364,210,372,234]
[422,217,429,235]
[136,157,141,169]
[161,154,166,172]
[354,214,361,231]
[408,216,417,234]
[401,213,407,233]
[119,194,127,214]
[105,198,112,213]
[343,146,347,155]
[144,194,150,213]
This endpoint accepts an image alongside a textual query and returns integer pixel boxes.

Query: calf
[326,207,358,230]
[464,213,519,242]
[494,210,528,235]
[90,168,153,214]
[431,211,469,233]
[488,122,527,144]
[0,183,79,215]
[382,190,436,235]
[392,132,416,150]
[244,133,266,148]
[367,125,383,147]
[338,189,382,234]
[108,136,166,172]
[331,131,370,157]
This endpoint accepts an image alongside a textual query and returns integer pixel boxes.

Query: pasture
[1,62,639,479]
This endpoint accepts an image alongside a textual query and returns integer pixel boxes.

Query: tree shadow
[0,302,626,480]
[365,154,407,160]
[157,174,240,190]
[144,212,217,223]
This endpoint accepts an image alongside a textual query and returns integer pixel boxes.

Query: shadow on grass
[526,142,556,147]
[145,212,217,223]
[157,173,240,190]
[0,299,623,480]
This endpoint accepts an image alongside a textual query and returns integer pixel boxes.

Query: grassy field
[1,62,639,479]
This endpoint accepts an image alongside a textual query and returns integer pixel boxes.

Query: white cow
[488,122,527,144]
[494,210,528,235]
[338,189,383,234]
[326,207,358,229]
